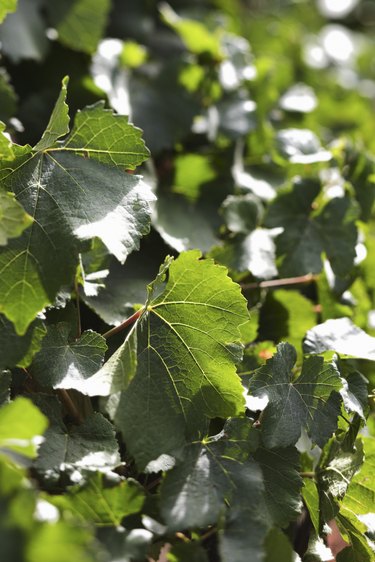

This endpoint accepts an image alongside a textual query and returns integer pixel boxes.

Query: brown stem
[58,389,83,424]
[241,273,317,291]
[200,527,217,541]
[102,308,144,339]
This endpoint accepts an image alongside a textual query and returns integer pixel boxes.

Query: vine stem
[102,308,144,339]
[200,527,217,541]
[299,471,316,479]
[241,273,317,291]
[58,389,83,424]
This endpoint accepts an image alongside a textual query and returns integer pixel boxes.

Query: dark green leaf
[221,194,261,234]
[263,528,299,562]
[0,315,46,369]
[29,322,107,391]
[248,342,343,448]
[34,396,119,480]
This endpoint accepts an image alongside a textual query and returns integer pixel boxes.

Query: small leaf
[46,0,111,54]
[0,397,47,459]
[0,0,17,23]
[248,342,343,448]
[29,323,107,391]
[54,473,145,526]
[34,396,120,480]
[0,191,33,246]
[34,76,70,152]
[221,194,262,234]
[275,129,331,165]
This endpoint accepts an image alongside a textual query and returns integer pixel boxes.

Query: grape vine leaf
[0,79,153,335]
[221,194,262,234]
[160,418,268,562]
[46,0,111,55]
[254,445,303,527]
[0,122,15,160]
[29,322,107,390]
[0,315,46,369]
[100,250,248,469]
[275,129,331,165]
[33,76,70,152]
[0,397,47,459]
[248,342,343,448]
[33,396,120,481]
[265,178,359,277]
[304,317,375,361]
[0,191,33,245]
[53,473,145,526]
[341,437,375,519]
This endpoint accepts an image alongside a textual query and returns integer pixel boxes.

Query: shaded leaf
[0,315,46,369]
[221,194,261,234]
[46,0,111,54]
[275,129,331,165]
[248,342,343,448]
[34,75,70,152]
[30,322,107,391]
[264,528,301,562]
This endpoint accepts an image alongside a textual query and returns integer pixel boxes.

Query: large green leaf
[0,397,47,459]
[33,396,119,481]
[29,322,107,390]
[248,342,343,448]
[46,0,111,54]
[0,82,153,335]
[53,473,145,526]
[100,251,248,469]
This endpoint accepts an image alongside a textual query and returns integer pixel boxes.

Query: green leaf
[46,0,111,54]
[254,445,303,527]
[336,510,375,562]
[341,437,375,518]
[160,418,268,562]
[248,342,343,448]
[302,479,320,534]
[0,82,153,335]
[26,521,97,562]
[160,4,222,59]
[0,0,48,63]
[265,178,358,277]
[172,153,216,202]
[103,251,248,469]
[62,101,150,169]
[0,71,17,123]
[0,122,14,160]
[0,191,33,246]
[0,315,46,369]
[34,76,70,152]
[210,228,278,279]
[263,528,300,562]
[0,0,17,23]
[304,317,375,361]
[0,397,47,459]
[221,194,262,234]
[317,438,364,522]
[53,473,145,526]
[29,322,107,391]
[34,396,120,480]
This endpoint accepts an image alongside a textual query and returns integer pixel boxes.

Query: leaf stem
[300,471,316,479]
[74,276,82,339]
[102,308,144,339]
[58,389,83,424]
[200,526,217,541]
[241,273,317,291]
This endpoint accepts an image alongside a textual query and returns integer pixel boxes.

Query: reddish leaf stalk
[102,308,144,339]
[241,273,317,291]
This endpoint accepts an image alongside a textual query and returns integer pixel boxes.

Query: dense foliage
[1,1,375,561]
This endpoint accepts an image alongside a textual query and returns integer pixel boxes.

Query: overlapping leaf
[29,322,107,390]
[248,342,343,448]
[99,250,249,469]
[0,79,153,335]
